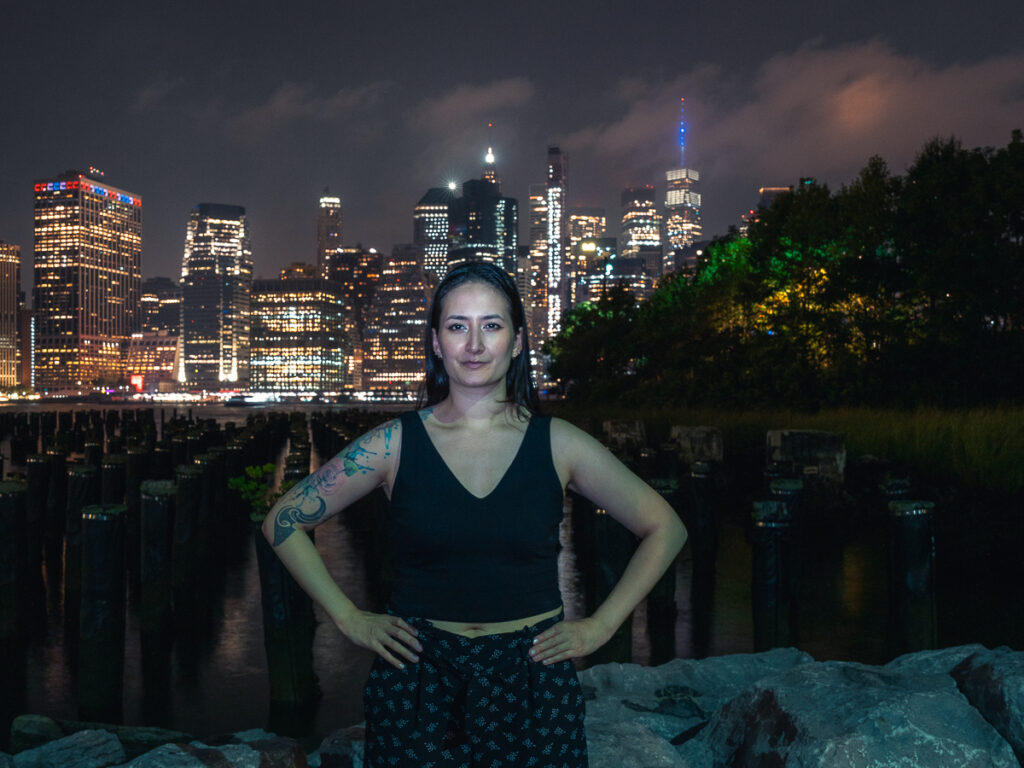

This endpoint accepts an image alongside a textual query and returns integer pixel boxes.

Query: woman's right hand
[338,610,423,669]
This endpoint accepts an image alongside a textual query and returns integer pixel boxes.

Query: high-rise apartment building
[32,169,142,391]
[545,147,568,337]
[0,242,19,387]
[178,203,253,391]
[251,276,349,392]
[414,187,455,281]
[575,236,651,302]
[317,192,342,277]
[362,244,428,393]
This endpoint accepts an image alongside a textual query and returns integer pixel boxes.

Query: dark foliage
[546,132,1024,409]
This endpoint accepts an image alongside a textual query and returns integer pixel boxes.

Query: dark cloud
[562,41,1024,232]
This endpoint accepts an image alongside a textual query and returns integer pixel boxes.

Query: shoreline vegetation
[552,403,1024,495]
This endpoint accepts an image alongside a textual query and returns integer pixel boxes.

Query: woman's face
[432,280,522,392]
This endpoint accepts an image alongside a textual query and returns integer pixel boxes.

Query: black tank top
[387,410,564,622]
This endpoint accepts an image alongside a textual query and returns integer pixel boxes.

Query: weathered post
[139,481,176,634]
[0,481,27,640]
[173,465,202,586]
[83,441,103,469]
[254,521,319,707]
[25,454,50,582]
[78,503,126,722]
[751,499,797,651]
[64,464,101,626]
[887,500,937,657]
[101,454,127,505]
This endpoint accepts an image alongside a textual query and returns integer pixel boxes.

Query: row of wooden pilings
[0,408,295,721]
[587,421,938,663]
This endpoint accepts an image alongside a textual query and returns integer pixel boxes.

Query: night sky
[2,0,1022,292]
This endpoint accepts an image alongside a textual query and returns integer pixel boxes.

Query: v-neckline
[415,414,533,501]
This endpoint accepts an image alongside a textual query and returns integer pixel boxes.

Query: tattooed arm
[261,419,422,669]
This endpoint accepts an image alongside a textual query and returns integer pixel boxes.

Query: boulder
[122,738,307,768]
[12,729,125,768]
[680,660,1017,767]
[886,644,988,677]
[586,720,687,768]
[952,647,1024,764]
[313,725,364,768]
[10,715,191,759]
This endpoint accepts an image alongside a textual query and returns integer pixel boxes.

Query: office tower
[178,203,253,391]
[140,276,182,334]
[414,187,455,281]
[664,98,702,272]
[32,169,142,391]
[317,191,342,277]
[125,330,179,394]
[362,244,429,393]
[251,276,349,392]
[739,186,791,236]
[527,184,548,340]
[545,146,568,336]
[446,160,518,273]
[482,146,498,185]
[576,236,651,302]
[281,262,319,279]
[566,209,606,307]
[621,185,662,294]
[18,306,33,388]
[325,245,382,389]
[0,241,19,387]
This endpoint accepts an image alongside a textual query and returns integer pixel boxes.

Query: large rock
[120,737,307,768]
[10,715,191,759]
[313,725,364,768]
[680,660,1017,767]
[12,729,125,768]
[586,720,687,768]
[886,644,988,677]
[952,647,1024,764]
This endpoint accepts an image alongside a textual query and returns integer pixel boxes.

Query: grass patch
[549,403,1024,494]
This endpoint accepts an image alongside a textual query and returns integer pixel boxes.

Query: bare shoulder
[550,417,614,487]
[551,416,608,455]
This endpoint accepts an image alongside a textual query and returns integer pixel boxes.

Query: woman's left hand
[528,617,613,664]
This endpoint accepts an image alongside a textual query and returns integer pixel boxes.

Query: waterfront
[1,403,1022,751]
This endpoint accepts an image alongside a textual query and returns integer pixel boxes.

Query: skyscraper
[32,169,141,391]
[413,187,455,281]
[546,146,568,337]
[566,209,606,307]
[621,185,662,294]
[446,152,518,274]
[362,244,429,393]
[664,98,702,272]
[178,203,253,391]
[0,241,19,387]
[140,276,182,334]
[317,191,342,277]
[251,275,349,392]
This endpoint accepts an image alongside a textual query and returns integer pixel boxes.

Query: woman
[262,260,687,767]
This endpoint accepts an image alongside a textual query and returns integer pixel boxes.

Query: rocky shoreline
[5,643,1022,767]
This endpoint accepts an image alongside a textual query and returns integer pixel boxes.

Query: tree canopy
[545,131,1024,409]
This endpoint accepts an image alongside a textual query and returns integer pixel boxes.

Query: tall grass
[552,403,1024,494]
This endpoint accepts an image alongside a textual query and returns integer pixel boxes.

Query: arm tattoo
[271,420,396,546]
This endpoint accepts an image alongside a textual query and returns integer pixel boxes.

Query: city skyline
[2,1,1022,291]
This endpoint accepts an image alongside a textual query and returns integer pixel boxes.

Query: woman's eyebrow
[444,313,505,321]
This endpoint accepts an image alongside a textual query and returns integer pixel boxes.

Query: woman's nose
[466,327,484,352]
